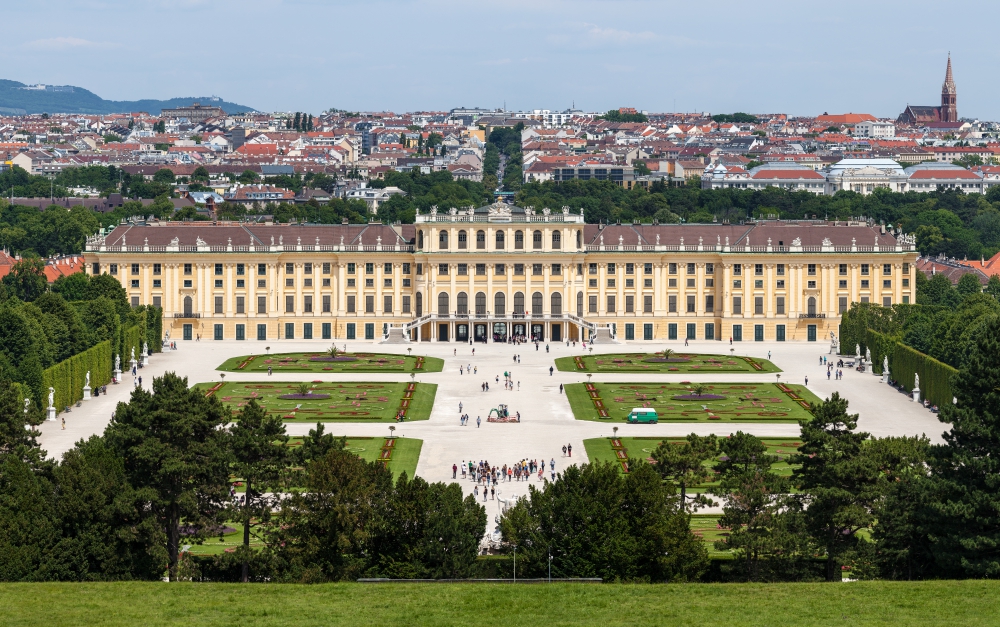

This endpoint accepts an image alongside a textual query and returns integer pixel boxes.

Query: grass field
[193,381,436,422]
[582,436,801,485]
[216,351,444,373]
[286,435,422,480]
[566,381,820,422]
[555,352,779,374]
[3,581,998,626]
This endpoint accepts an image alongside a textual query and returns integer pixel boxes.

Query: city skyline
[3,0,1000,118]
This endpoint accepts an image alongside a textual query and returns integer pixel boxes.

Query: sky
[4,0,1000,119]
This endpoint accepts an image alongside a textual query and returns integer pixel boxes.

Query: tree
[498,461,707,582]
[792,393,879,581]
[2,256,48,302]
[0,454,59,581]
[956,272,982,298]
[191,166,210,183]
[47,436,163,580]
[712,432,801,581]
[985,274,1000,301]
[51,272,90,302]
[104,372,231,581]
[238,170,259,184]
[926,314,1000,577]
[271,446,390,582]
[651,433,717,509]
[291,422,345,468]
[0,378,42,463]
[229,399,288,582]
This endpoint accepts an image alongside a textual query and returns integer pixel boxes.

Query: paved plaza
[38,337,947,509]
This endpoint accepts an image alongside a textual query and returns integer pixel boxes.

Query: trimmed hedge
[892,343,957,409]
[41,340,113,412]
[841,303,958,409]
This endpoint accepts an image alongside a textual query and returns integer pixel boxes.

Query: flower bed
[671,394,727,401]
[217,352,441,373]
[308,356,358,362]
[278,393,332,400]
[558,352,779,374]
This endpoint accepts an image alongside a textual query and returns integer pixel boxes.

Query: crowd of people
[453,458,558,501]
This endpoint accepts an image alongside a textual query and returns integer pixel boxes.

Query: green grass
[285,436,421,480]
[555,352,779,373]
[583,437,802,485]
[566,381,820,422]
[216,351,444,373]
[192,381,436,423]
[3,581,999,626]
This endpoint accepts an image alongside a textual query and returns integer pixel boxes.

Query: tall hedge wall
[122,325,143,367]
[41,339,113,412]
[892,343,957,409]
[145,306,163,353]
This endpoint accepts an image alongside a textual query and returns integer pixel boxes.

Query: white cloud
[25,37,117,50]
[584,24,656,44]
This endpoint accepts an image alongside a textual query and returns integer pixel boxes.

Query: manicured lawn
[216,351,444,373]
[566,381,820,423]
[3,580,999,626]
[555,352,779,373]
[582,436,802,485]
[194,381,436,422]
[286,436,422,480]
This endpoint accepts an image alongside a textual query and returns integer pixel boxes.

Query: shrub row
[41,340,113,411]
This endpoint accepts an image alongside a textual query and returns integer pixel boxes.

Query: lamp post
[613,426,618,440]
[265,346,271,355]
[730,348,734,357]
[776,373,781,384]
[389,425,395,439]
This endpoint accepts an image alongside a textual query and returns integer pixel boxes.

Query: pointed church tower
[941,54,957,122]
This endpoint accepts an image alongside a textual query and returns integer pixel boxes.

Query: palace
[83,203,917,345]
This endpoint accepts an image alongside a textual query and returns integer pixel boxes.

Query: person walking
[267,366,272,376]
[61,416,65,430]
[460,365,464,375]
[549,366,554,376]
[768,351,771,360]
[459,402,464,413]
[562,445,567,456]
[805,375,809,386]
[568,443,572,457]
[453,463,458,479]
[474,485,479,499]
[476,415,481,428]
[559,383,564,393]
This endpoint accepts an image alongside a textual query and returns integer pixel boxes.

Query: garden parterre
[554,352,780,374]
[215,352,444,373]
[566,382,820,423]
[194,381,436,422]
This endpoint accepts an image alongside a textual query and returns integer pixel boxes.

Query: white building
[854,120,896,139]
[345,185,407,213]
[825,159,909,195]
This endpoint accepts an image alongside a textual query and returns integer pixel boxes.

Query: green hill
[0,79,254,115]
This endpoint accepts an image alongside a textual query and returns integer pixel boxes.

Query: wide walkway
[38,337,947,514]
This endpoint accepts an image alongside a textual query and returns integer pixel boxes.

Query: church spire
[940,53,957,122]
[943,53,956,94]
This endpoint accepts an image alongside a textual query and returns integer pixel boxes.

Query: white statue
[143,342,148,356]
[48,387,54,409]
[855,344,861,359]
[866,347,871,363]
[85,371,90,387]
[914,372,920,389]
[130,347,136,362]
[883,356,889,374]
[115,354,121,371]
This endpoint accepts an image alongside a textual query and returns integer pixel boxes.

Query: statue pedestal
[82,386,91,401]
[141,354,149,367]
[47,406,56,422]
[882,373,889,384]
[113,369,121,382]
[129,359,138,374]
[913,389,921,403]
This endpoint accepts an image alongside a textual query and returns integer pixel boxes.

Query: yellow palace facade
[83,203,918,345]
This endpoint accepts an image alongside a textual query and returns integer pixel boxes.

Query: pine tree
[229,399,288,582]
[293,112,301,131]
[651,433,717,509]
[793,393,879,581]
[928,314,1000,576]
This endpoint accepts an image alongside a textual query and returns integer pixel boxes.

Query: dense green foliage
[499,461,708,582]
[712,112,759,124]
[598,109,649,123]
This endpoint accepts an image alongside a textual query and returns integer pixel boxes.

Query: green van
[627,408,658,424]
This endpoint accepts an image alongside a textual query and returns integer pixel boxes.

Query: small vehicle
[627,408,658,424]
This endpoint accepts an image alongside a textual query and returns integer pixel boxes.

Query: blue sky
[4,0,999,118]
